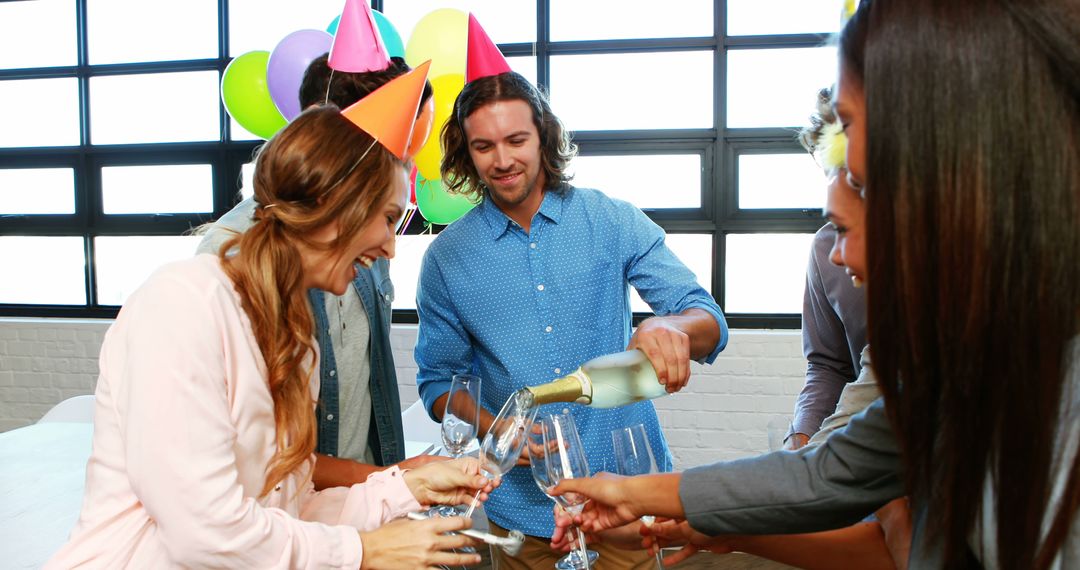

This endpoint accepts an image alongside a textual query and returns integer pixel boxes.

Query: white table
[0,422,93,569]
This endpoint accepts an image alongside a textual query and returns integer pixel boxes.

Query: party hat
[328,0,391,73]
[465,13,511,83]
[341,60,431,159]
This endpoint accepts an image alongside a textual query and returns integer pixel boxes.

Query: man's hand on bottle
[628,318,692,393]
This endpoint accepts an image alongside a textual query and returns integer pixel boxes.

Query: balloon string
[325,69,335,105]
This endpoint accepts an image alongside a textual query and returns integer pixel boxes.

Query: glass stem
[575,525,590,569]
[462,489,482,519]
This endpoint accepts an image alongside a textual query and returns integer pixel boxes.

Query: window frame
[1,0,836,329]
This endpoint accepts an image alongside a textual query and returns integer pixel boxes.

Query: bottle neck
[526,369,591,405]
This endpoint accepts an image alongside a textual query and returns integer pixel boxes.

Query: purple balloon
[267,29,333,120]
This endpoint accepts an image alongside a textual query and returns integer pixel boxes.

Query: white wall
[0,319,806,468]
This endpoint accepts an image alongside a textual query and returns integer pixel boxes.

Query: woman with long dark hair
[553,1,1080,567]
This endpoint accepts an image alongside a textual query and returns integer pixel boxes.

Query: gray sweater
[681,360,1080,568]
[793,225,867,438]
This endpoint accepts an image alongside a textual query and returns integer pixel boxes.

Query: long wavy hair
[842,1,1080,567]
[220,106,402,497]
[440,71,576,200]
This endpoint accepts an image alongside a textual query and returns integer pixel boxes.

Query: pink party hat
[328,0,391,73]
[465,13,512,83]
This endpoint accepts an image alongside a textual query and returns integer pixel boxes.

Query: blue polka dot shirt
[415,186,728,537]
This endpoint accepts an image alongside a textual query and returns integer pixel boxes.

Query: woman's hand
[550,472,642,533]
[359,516,481,569]
[403,457,497,506]
[643,518,737,566]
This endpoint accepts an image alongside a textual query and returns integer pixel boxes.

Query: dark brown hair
[298,55,433,111]
[440,71,576,200]
[842,0,1080,567]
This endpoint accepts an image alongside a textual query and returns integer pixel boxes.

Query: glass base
[554,548,598,570]
[427,504,465,518]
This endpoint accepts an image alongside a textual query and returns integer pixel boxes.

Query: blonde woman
[47,105,494,569]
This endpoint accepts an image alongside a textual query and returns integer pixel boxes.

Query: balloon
[405,8,468,79]
[267,29,333,120]
[328,10,405,59]
[221,51,288,140]
[373,11,406,59]
[413,73,464,180]
[415,175,476,225]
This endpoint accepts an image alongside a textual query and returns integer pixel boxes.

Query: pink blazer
[46,255,420,569]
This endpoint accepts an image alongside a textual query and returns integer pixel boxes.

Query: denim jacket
[308,257,404,466]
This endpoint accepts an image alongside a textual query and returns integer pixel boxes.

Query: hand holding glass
[544,411,598,569]
[611,423,663,568]
[462,389,538,519]
[529,413,598,569]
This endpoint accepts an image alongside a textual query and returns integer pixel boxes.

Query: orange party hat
[465,13,511,83]
[340,60,431,160]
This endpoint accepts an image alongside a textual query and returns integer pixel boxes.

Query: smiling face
[302,167,409,295]
[825,170,867,286]
[463,99,546,221]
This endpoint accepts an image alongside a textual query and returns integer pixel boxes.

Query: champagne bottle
[526,349,668,408]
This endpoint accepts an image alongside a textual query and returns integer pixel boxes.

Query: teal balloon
[327,11,404,58]
[415,176,476,225]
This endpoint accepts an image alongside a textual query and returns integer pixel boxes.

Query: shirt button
[274,485,282,492]
[330,370,336,377]
[530,243,537,249]
[327,414,335,420]
[554,368,561,374]
[537,284,545,291]
[384,294,391,301]
[545,326,553,333]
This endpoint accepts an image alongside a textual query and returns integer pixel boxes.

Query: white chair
[401,399,442,446]
[38,395,95,424]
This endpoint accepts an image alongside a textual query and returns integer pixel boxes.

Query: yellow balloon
[405,8,468,79]
[413,133,443,180]
[414,73,465,180]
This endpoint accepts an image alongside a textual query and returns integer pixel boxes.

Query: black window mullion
[535,0,550,89]
[0,0,807,328]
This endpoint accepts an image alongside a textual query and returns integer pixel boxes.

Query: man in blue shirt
[415,71,728,569]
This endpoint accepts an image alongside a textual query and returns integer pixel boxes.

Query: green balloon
[415,176,477,225]
[221,50,287,140]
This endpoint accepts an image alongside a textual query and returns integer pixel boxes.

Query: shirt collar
[478,187,567,241]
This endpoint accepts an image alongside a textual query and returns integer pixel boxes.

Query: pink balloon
[267,29,333,120]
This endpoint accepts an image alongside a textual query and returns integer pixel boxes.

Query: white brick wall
[0,319,805,469]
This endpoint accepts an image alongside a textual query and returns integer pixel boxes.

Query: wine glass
[462,388,538,518]
[543,410,598,570]
[532,412,599,570]
[611,423,663,569]
[432,373,481,517]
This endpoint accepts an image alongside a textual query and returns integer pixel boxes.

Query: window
[1,0,840,328]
